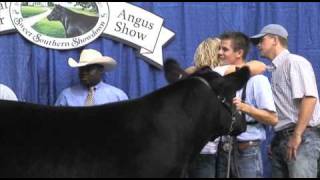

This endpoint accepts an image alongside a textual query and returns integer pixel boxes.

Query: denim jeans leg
[187,154,217,178]
[316,128,320,178]
[216,144,229,178]
[318,158,320,178]
[217,142,262,178]
[287,130,320,178]
[234,145,263,178]
[271,135,289,178]
[272,129,320,178]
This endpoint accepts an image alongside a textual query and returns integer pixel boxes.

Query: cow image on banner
[0,2,174,68]
[46,4,99,38]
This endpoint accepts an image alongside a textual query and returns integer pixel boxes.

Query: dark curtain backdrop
[1,2,320,177]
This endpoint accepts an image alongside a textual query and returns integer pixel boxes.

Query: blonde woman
[186,37,266,76]
[186,37,267,178]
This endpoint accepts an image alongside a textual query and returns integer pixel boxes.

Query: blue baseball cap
[250,24,288,44]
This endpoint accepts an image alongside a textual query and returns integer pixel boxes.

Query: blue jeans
[271,128,320,178]
[187,154,217,178]
[216,141,263,178]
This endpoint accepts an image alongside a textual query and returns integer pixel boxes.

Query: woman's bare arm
[224,60,266,76]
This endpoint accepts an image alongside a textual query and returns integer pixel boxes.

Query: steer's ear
[164,58,188,83]
[222,66,250,91]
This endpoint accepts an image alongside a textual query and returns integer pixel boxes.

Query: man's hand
[233,97,249,112]
[286,96,317,161]
[286,133,302,161]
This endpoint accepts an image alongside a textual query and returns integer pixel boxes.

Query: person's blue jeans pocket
[188,154,217,178]
[272,129,320,178]
[234,145,263,178]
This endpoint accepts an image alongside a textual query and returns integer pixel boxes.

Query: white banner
[0,2,14,33]
[0,2,175,68]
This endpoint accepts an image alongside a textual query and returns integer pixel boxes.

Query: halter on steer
[192,76,239,178]
[191,76,238,135]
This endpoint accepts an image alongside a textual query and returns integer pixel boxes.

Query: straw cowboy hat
[68,49,117,71]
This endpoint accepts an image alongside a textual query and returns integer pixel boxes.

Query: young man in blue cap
[251,24,320,178]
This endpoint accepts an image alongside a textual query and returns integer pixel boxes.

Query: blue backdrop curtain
[1,2,320,177]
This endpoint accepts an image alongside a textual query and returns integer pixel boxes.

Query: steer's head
[164,59,250,137]
[47,5,64,22]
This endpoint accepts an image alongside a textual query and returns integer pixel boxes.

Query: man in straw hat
[55,49,128,106]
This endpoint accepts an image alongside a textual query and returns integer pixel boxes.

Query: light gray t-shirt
[216,65,276,141]
[199,65,276,152]
[236,75,276,141]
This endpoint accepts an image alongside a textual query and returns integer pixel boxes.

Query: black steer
[0,60,249,178]
[47,5,99,38]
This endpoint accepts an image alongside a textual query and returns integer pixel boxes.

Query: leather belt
[275,125,315,138]
[236,140,260,151]
[221,140,260,152]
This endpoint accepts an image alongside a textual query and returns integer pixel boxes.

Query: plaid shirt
[270,50,320,131]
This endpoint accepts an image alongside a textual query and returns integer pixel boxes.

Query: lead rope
[227,83,247,178]
[225,83,247,178]
[226,135,233,178]
[217,95,235,178]
[226,108,237,178]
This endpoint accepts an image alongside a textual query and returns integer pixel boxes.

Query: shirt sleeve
[252,75,277,112]
[289,58,319,99]
[118,90,129,100]
[213,65,230,76]
[54,92,68,106]
[0,85,18,101]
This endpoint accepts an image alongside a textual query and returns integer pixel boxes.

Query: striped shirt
[270,50,320,131]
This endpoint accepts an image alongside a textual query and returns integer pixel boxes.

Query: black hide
[0,60,249,177]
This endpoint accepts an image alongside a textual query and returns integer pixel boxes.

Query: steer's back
[0,99,150,177]
[0,92,190,178]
